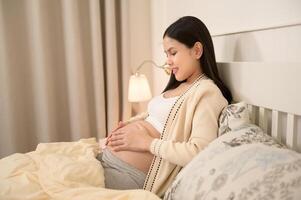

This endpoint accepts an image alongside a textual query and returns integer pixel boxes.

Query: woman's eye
[165,52,177,57]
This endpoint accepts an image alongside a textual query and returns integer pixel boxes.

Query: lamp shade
[128,74,152,102]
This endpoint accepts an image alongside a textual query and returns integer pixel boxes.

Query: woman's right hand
[112,121,127,132]
[107,122,154,152]
[100,121,127,150]
[106,121,127,144]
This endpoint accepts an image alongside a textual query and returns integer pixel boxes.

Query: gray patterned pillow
[164,124,301,200]
[218,101,250,136]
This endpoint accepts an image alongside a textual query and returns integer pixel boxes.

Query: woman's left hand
[107,123,154,152]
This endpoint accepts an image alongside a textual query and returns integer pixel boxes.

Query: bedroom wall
[126,0,152,114]
[148,0,301,150]
[150,0,301,92]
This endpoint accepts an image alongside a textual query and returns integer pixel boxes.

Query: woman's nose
[166,57,173,65]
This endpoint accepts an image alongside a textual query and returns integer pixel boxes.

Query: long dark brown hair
[162,16,232,103]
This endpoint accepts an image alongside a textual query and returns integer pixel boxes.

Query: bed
[0,62,300,200]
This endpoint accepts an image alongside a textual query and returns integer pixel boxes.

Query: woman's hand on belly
[105,121,127,144]
[107,120,158,152]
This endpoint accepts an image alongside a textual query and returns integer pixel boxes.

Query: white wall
[128,0,152,73]
[126,0,152,113]
[150,0,301,94]
[213,25,301,62]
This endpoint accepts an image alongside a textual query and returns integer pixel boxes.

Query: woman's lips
[172,68,178,74]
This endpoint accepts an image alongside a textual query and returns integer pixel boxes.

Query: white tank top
[145,93,179,134]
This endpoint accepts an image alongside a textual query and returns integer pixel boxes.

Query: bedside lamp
[128,60,171,102]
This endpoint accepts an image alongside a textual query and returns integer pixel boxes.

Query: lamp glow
[128,74,152,102]
[127,60,170,103]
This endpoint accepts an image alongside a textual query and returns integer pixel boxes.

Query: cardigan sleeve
[150,87,227,167]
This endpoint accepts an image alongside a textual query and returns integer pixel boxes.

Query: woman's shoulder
[196,79,221,94]
[190,79,226,102]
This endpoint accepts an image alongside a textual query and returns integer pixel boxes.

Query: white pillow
[218,101,250,136]
[164,104,301,200]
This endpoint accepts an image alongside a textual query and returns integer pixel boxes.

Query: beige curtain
[0,0,132,158]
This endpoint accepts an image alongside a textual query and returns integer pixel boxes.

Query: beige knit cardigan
[125,78,228,197]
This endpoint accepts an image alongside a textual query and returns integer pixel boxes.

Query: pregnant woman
[97,16,232,197]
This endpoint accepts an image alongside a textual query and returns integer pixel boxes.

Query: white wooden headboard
[217,62,301,153]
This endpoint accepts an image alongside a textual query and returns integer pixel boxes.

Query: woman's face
[163,36,203,83]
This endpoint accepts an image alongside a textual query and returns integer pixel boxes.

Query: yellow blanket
[0,138,160,200]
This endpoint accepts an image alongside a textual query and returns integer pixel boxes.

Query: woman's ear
[193,42,203,59]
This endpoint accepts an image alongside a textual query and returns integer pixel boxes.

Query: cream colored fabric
[123,79,228,197]
[149,81,227,166]
[130,79,228,197]
[0,0,132,158]
[0,138,160,200]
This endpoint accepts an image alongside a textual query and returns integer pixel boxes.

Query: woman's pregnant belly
[106,120,160,174]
